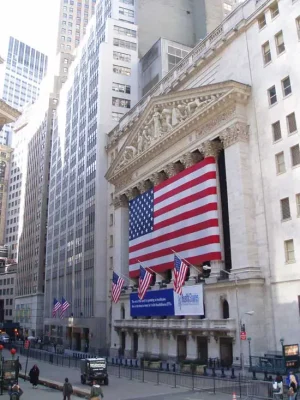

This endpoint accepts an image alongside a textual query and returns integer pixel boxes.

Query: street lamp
[280,338,284,356]
[221,270,254,376]
[248,337,252,368]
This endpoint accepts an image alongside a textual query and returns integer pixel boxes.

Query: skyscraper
[0,37,48,145]
[43,0,228,352]
[56,0,96,85]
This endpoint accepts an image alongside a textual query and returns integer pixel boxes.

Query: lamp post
[248,337,252,368]
[280,338,284,357]
[221,270,255,377]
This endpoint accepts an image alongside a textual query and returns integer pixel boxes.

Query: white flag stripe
[129,243,221,272]
[155,194,217,224]
[129,210,219,247]
[155,162,216,199]
[154,180,217,212]
[130,226,220,260]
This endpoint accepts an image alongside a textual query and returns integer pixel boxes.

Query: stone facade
[105,0,300,364]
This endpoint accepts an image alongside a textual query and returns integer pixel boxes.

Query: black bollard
[203,366,208,376]
[172,363,176,373]
[231,367,236,379]
[252,371,257,380]
[221,367,226,378]
[212,367,216,377]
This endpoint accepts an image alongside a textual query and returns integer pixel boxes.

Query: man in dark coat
[29,365,39,388]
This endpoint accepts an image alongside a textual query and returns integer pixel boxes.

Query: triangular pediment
[106,80,250,185]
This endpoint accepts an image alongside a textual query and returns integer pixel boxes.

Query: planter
[196,365,206,374]
[149,361,161,369]
[181,364,192,373]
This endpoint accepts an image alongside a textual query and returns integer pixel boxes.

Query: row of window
[280,195,300,221]
[113,50,131,62]
[113,64,131,76]
[0,278,14,285]
[262,30,285,65]
[272,112,297,142]
[119,6,134,18]
[114,25,136,38]
[112,82,130,94]
[112,97,131,108]
[268,76,292,106]
[113,37,137,51]
[112,111,124,122]
[275,144,300,174]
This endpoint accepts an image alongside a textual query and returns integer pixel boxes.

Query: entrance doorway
[220,337,233,367]
[177,335,187,361]
[73,332,81,351]
[120,332,126,356]
[133,332,138,358]
[197,337,208,364]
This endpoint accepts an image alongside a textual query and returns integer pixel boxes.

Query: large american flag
[52,298,61,317]
[138,266,152,300]
[60,297,70,319]
[112,272,125,303]
[128,157,221,278]
[174,255,189,295]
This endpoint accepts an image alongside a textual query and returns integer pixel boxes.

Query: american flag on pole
[128,157,221,277]
[138,266,152,300]
[52,298,61,317]
[112,272,125,303]
[173,254,189,295]
[60,297,70,319]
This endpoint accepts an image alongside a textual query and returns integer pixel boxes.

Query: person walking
[63,377,73,400]
[286,372,298,400]
[29,364,39,388]
[273,374,283,400]
[8,383,23,399]
[90,380,104,400]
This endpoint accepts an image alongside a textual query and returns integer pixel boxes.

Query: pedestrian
[8,383,23,399]
[29,364,39,388]
[90,380,104,400]
[286,372,299,400]
[273,373,283,400]
[63,377,73,400]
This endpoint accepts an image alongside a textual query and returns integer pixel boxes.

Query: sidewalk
[4,349,188,400]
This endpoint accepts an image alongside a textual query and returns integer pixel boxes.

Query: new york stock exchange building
[105,0,300,366]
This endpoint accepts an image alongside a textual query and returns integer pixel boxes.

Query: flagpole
[138,260,165,281]
[171,249,200,275]
[114,271,136,285]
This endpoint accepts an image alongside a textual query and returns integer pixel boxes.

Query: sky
[0,0,60,60]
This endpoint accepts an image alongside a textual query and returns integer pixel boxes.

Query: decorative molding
[150,172,164,186]
[164,163,177,178]
[113,195,128,209]
[220,122,249,148]
[125,189,135,201]
[137,181,149,194]
[180,153,195,168]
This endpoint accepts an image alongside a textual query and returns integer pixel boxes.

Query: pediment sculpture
[115,95,216,171]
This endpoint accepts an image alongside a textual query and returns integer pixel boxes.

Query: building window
[109,213,114,226]
[112,82,131,94]
[109,256,113,270]
[275,152,285,174]
[120,0,134,4]
[113,37,137,51]
[296,17,300,40]
[275,31,285,54]
[272,121,281,142]
[282,76,292,97]
[280,198,291,220]
[287,113,297,134]
[113,51,131,62]
[262,41,271,65]
[167,46,189,71]
[64,58,68,64]
[112,97,131,108]
[270,1,279,18]
[284,239,295,263]
[113,64,131,76]
[119,7,134,17]
[296,193,300,217]
[109,235,114,247]
[114,25,136,38]
[63,67,68,73]
[258,14,266,29]
[112,112,124,122]
[291,144,300,167]
[61,36,66,41]
[268,85,277,105]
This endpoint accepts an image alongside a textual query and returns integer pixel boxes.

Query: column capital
[220,122,249,148]
[199,140,223,158]
[125,189,135,201]
[137,181,151,194]
[180,153,195,169]
[149,172,164,186]
[113,194,128,209]
[164,163,177,178]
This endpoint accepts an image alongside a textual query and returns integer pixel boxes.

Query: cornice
[0,99,21,123]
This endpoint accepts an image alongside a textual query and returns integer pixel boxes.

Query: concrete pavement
[3,349,188,400]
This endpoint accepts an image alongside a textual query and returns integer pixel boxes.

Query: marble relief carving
[115,95,217,172]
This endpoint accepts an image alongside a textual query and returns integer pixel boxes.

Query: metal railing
[15,344,273,399]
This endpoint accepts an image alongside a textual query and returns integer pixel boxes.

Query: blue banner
[130,288,175,317]
[130,285,204,317]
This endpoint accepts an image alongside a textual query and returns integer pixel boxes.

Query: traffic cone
[232,392,237,400]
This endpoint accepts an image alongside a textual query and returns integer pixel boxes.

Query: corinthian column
[199,140,223,159]
[164,163,177,178]
[219,122,257,271]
